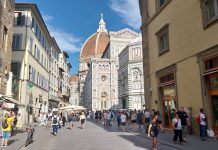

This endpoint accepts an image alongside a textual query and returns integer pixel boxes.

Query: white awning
[4,97,24,106]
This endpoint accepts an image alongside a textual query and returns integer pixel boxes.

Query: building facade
[58,51,71,108]
[48,38,61,111]
[0,0,14,96]
[139,0,218,134]
[118,37,144,110]
[69,74,79,106]
[80,14,142,111]
[11,3,51,123]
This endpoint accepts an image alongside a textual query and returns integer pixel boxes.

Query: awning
[4,97,24,106]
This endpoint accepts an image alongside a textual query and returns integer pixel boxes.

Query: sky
[15,0,141,74]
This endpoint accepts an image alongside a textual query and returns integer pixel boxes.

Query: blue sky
[15,0,141,74]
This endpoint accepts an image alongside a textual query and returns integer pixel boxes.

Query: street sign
[28,82,33,89]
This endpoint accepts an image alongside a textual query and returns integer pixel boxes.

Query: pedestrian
[156,111,164,132]
[1,112,15,147]
[177,107,189,142]
[95,111,99,122]
[80,112,86,129]
[16,113,23,131]
[120,112,127,132]
[117,112,121,129]
[199,108,207,141]
[137,110,144,132]
[131,110,137,130]
[148,114,159,150]
[106,111,112,126]
[173,113,183,144]
[62,115,66,127]
[51,112,59,136]
[144,109,151,133]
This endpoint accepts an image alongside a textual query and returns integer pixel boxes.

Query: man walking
[51,112,59,136]
[199,108,207,141]
[177,107,189,142]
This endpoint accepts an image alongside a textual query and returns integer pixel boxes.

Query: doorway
[211,95,218,135]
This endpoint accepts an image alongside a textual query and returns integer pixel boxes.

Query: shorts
[121,122,126,126]
[2,131,10,139]
[81,119,85,124]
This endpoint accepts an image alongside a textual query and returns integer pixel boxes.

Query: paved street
[2,120,218,150]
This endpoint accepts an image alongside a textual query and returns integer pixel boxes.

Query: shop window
[156,24,169,55]
[204,55,218,72]
[209,74,218,90]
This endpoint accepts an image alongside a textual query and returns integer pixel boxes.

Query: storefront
[158,71,177,128]
[203,54,218,135]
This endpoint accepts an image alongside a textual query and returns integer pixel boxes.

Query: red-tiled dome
[80,32,109,60]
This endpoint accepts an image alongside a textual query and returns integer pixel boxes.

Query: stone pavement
[1,120,218,150]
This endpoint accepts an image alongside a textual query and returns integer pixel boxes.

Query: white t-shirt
[80,115,86,120]
[120,114,127,123]
[145,111,150,118]
[173,118,182,130]
[200,113,206,126]
[103,113,107,119]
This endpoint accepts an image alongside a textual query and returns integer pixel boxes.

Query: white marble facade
[79,15,143,111]
[118,37,144,110]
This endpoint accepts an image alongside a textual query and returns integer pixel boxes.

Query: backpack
[53,117,58,124]
[2,119,8,129]
[196,114,200,124]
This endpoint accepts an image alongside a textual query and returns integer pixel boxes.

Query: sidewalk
[115,121,218,150]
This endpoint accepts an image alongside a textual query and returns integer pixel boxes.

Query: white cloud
[42,14,82,53]
[108,0,141,29]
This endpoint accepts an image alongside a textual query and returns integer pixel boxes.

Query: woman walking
[173,113,183,144]
[148,114,159,150]
[80,112,86,129]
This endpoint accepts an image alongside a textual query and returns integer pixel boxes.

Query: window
[202,0,218,27]
[204,55,218,72]
[11,63,20,79]
[14,12,25,26]
[2,27,8,51]
[159,72,175,86]
[156,0,169,9]
[12,34,22,50]
[156,24,169,55]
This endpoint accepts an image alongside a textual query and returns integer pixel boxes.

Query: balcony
[49,94,61,103]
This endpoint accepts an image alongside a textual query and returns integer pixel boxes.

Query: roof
[70,75,79,82]
[80,14,109,61]
[80,32,109,60]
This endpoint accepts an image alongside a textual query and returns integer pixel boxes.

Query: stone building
[0,0,14,96]
[118,37,144,110]
[69,74,79,106]
[11,3,52,123]
[48,38,61,111]
[139,0,218,134]
[58,51,71,108]
[80,14,141,110]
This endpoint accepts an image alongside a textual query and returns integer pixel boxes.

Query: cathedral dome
[80,14,109,60]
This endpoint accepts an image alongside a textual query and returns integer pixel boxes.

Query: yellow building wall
[176,57,203,117]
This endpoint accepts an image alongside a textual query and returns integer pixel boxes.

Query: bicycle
[24,125,35,147]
